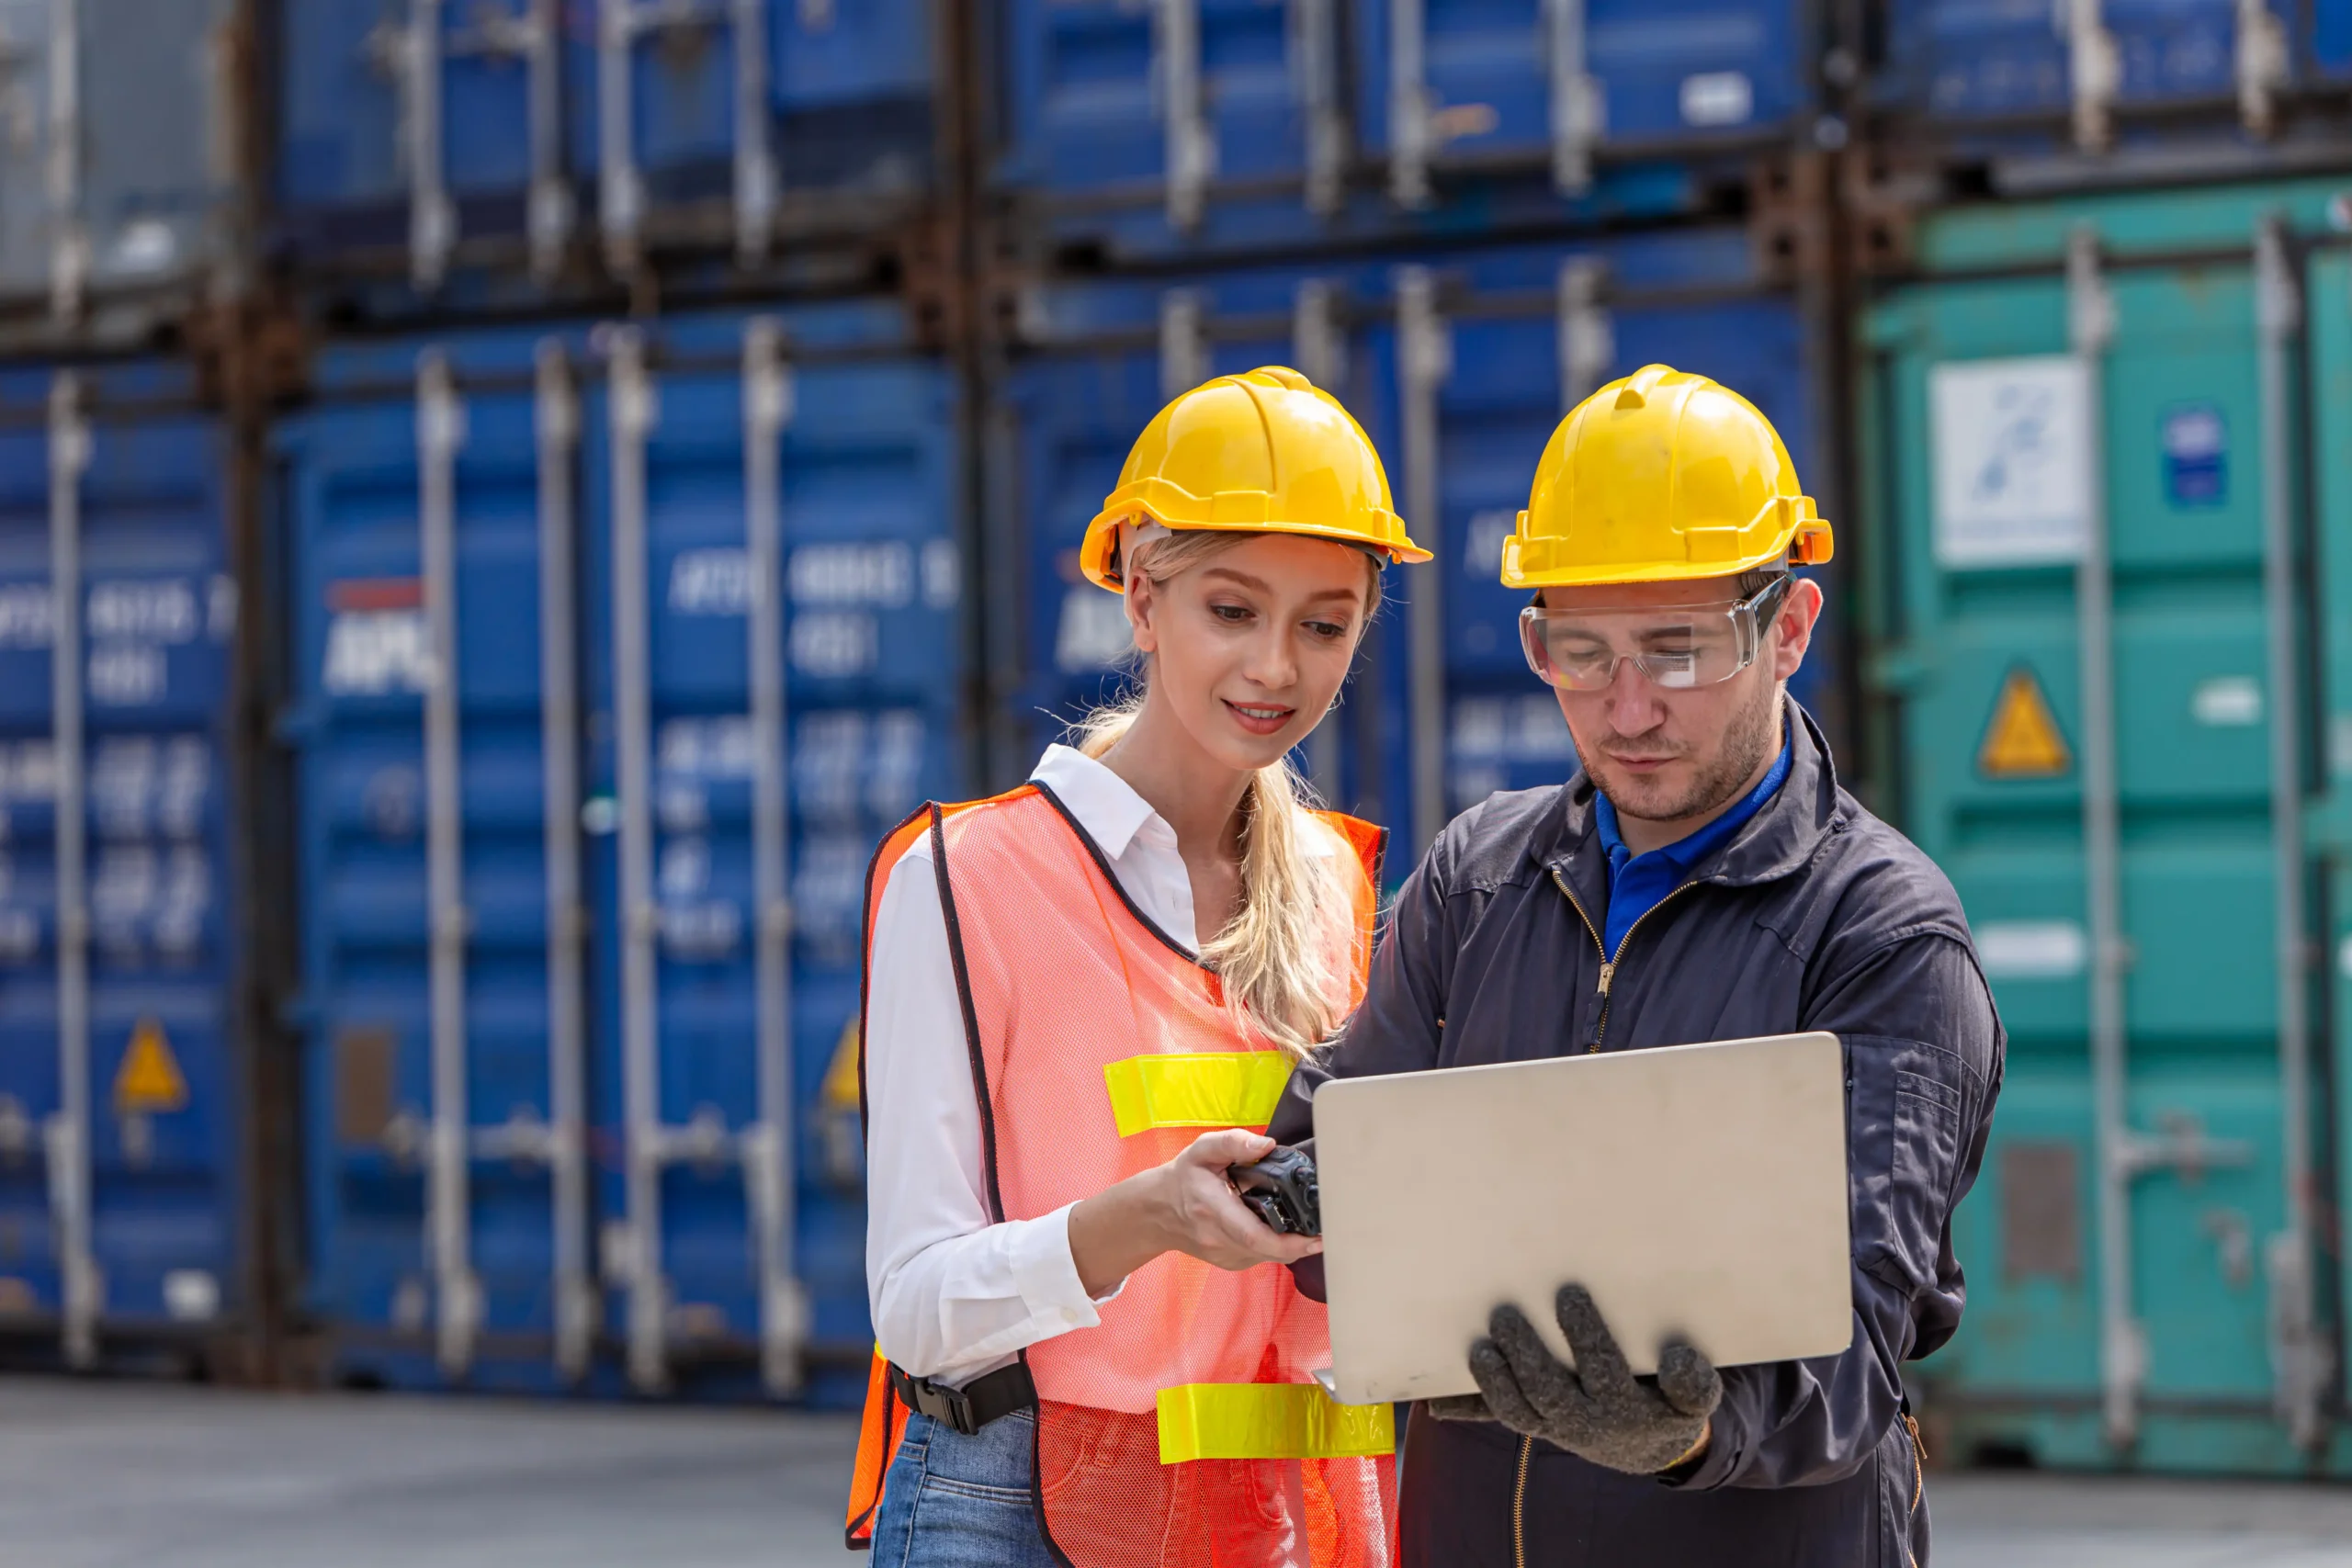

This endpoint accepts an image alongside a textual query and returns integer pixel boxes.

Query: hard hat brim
[1499,502,1833,590]
[1081,488,1433,592]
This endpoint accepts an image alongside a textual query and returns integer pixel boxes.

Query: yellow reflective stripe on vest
[1155,1383,1396,1463]
[1102,1051,1292,1137]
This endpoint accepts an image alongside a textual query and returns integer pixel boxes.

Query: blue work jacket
[1270,700,2004,1568]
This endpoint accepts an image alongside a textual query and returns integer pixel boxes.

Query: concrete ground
[7,1379,2352,1566]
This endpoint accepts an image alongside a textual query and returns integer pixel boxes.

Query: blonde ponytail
[1076,529,1382,1060]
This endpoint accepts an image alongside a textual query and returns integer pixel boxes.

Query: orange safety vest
[844,782,1397,1565]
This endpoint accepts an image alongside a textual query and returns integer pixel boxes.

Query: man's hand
[1430,1283,1721,1476]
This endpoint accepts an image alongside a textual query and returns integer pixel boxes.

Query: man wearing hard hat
[1269,365,2004,1565]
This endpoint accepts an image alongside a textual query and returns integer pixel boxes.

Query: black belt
[888,1359,1038,1437]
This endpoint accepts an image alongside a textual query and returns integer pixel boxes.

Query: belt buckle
[903,1370,980,1437]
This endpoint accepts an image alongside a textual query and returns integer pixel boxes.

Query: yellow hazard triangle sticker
[1978,668,2073,779]
[115,1017,189,1115]
[823,1021,863,1111]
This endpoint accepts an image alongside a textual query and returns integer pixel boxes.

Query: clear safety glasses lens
[1519,579,1791,694]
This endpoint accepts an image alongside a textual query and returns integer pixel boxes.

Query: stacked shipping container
[0,0,2346,1483]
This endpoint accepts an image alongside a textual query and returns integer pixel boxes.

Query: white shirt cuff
[1011,1201,1125,1331]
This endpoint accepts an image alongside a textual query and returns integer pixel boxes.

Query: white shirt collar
[1029,744,1164,861]
[1029,742,1343,862]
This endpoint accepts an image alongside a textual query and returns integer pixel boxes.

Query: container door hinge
[1396,266,1451,857]
[46,0,86,321]
[1556,257,1612,412]
[2235,0,2289,140]
[1387,0,1432,207]
[1159,288,1209,401]
[47,372,94,1368]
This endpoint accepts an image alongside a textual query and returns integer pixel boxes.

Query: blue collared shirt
[1591,733,1793,955]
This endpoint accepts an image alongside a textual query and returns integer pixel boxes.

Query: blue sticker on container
[2161,403,2226,507]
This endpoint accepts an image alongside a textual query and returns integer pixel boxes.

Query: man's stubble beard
[1579,674,1781,828]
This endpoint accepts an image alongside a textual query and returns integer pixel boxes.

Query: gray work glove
[1425,1283,1722,1477]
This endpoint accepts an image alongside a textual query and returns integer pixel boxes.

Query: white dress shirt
[864,745,1203,1387]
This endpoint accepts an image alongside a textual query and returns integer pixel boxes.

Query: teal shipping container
[1859,177,2352,1474]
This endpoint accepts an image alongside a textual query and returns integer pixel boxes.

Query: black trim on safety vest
[1030,777,1216,974]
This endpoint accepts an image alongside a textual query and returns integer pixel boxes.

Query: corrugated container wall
[0,0,240,329]
[992,0,1819,265]
[275,0,938,289]
[1858,177,2352,1475]
[279,302,962,1400]
[0,358,251,1371]
[996,226,1838,861]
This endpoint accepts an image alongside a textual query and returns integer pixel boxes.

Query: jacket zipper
[1508,869,1708,1562]
[1548,868,1702,1054]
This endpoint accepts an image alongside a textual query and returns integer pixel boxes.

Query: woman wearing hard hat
[844,367,1429,1565]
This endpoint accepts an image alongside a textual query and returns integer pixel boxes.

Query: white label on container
[1929,356,2094,569]
[1975,919,2088,978]
[88,579,201,643]
[922,539,961,609]
[670,548,752,615]
[1679,71,1754,126]
[2190,675,2262,728]
[164,1269,219,1322]
[791,611,877,675]
[1056,586,1134,673]
[2332,715,2352,781]
[793,542,913,607]
[2340,933,2352,981]
[87,644,166,706]
[0,583,53,648]
[323,609,432,695]
[1464,510,1515,576]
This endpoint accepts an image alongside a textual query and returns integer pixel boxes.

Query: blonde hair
[1078,528,1383,1060]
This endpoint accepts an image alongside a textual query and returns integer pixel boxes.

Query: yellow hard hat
[1080,365,1430,591]
[1500,363,1833,590]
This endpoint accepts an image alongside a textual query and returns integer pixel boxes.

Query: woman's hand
[1068,1129,1321,1298]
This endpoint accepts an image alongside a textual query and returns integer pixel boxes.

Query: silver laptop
[1312,1032,1854,1406]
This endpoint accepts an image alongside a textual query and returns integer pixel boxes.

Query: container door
[582,312,960,1403]
[580,0,935,274]
[1001,0,1336,229]
[288,336,593,1391]
[1360,0,1804,207]
[0,364,240,1365]
[1869,224,2322,1469]
[78,0,235,301]
[276,0,567,287]
[1876,0,2293,145]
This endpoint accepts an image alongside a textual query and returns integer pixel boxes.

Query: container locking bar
[1544,0,1600,196]
[1292,278,1349,805]
[1159,289,1209,403]
[606,325,673,1391]
[45,0,85,321]
[1386,0,1432,208]
[1157,0,1214,233]
[743,320,808,1395]
[536,341,596,1382]
[2253,212,2327,1450]
[2063,0,2120,153]
[1555,257,1613,412]
[599,0,776,275]
[2235,0,2288,139]
[1291,0,1344,216]
[2067,227,2139,1450]
[1396,267,1450,858]
[418,351,484,1379]
[46,371,96,1367]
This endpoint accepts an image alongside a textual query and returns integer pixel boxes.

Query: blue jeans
[867,1408,1060,1568]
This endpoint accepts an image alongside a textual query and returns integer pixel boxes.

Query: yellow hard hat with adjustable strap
[1501,363,1832,590]
[1080,366,1430,591]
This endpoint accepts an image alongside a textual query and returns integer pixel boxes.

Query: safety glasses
[1519,576,1792,693]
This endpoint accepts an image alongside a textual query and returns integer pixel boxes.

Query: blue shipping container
[276,0,936,288]
[999,228,1834,862]
[995,0,1811,265]
[281,302,963,1401]
[0,359,248,1368]
[1873,0,2343,154]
